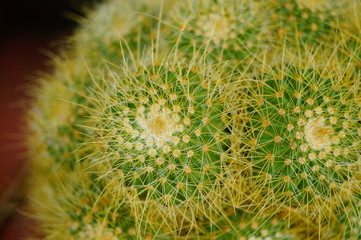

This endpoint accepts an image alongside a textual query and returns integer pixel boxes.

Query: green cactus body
[30,168,169,240]
[340,39,361,81]
[233,52,361,219]
[200,207,300,240]
[269,0,344,45]
[77,52,235,229]
[25,0,361,239]
[167,0,269,66]
[318,198,361,240]
[27,44,307,240]
[74,0,175,64]
[26,55,92,173]
[339,20,361,75]
[335,201,361,240]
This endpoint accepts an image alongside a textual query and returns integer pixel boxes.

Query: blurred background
[0,0,99,238]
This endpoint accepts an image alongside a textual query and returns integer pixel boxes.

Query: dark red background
[0,1,98,238]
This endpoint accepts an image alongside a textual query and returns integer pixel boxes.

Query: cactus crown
[234,50,361,218]
[72,51,239,229]
[168,0,268,64]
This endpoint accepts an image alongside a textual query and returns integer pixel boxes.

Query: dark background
[0,0,99,238]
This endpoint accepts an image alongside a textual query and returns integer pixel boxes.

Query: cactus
[25,0,361,239]
[167,0,270,66]
[74,0,175,65]
[199,207,301,240]
[267,0,346,45]
[230,47,361,222]
[324,199,361,240]
[76,51,236,230]
[29,161,167,240]
[26,44,305,240]
[338,1,361,73]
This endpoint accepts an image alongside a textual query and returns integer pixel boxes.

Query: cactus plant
[73,0,176,65]
[25,0,361,239]
[267,0,346,45]
[199,207,301,240]
[26,44,304,240]
[230,47,361,222]
[323,198,361,240]
[77,51,237,230]
[167,0,270,65]
[338,1,361,74]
